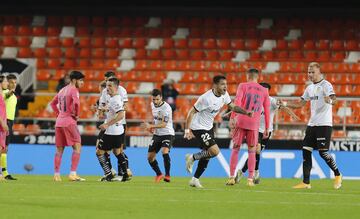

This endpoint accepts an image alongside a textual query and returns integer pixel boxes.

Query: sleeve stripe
[193,106,199,112]
[116,110,124,113]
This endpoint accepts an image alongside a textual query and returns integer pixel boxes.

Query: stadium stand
[1,15,359,138]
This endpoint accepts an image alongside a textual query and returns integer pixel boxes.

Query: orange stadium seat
[232,39,246,50]
[47,37,61,47]
[189,39,202,49]
[92,48,105,59]
[203,39,216,49]
[63,59,76,68]
[105,49,119,59]
[217,39,231,50]
[2,25,17,35]
[18,26,32,35]
[17,48,32,58]
[162,49,176,59]
[303,40,316,50]
[92,37,105,47]
[25,124,41,135]
[79,37,91,47]
[32,26,46,36]
[47,27,61,36]
[65,48,78,58]
[345,40,359,50]
[48,59,62,68]
[2,36,17,46]
[276,40,288,50]
[176,50,189,60]
[48,48,62,58]
[18,36,31,47]
[133,38,146,48]
[61,37,74,47]
[36,69,51,81]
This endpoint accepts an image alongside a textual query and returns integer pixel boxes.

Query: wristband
[185,129,190,134]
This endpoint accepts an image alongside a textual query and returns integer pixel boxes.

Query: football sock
[319,150,340,176]
[1,154,8,176]
[229,148,240,177]
[163,153,171,176]
[193,150,214,160]
[248,150,256,179]
[242,159,248,173]
[70,152,80,172]
[97,154,112,175]
[194,158,210,179]
[124,153,129,169]
[105,152,112,170]
[303,148,312,184]
[54,152,63,174]
[255,153,261,171]
[116,153,128,177]
[149,159,162,176]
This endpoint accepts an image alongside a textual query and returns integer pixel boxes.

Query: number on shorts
[201,133,211,143]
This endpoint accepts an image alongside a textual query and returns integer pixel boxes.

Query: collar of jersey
[155,101,165,108]
[313,79,324,84]
[212,89,221,97]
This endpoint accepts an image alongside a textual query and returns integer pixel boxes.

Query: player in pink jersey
[50,71,85,182]
[227,68,270,186]
[0,75,9,181]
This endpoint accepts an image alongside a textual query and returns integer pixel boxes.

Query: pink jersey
[231,82,270,131]
[0,94,6,132]
[50,85,80,127]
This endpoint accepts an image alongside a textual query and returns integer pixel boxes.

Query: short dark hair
[259,82,271,90]
[69,71,85,80]
[213,75,226,84]
[104,71,116,78]
[0,75,5,83]
[107,77,119,86]
[100,80,106,88]
[6,74,17,81]
[247,68,260,74]
[151,89,162,97]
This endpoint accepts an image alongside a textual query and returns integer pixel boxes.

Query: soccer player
[0,76,9,181]
[98,71,132,179]
[236,82,299,184]
[50,71,85,182]
[227,68,270,187]
[184,75,253,188]
[1,74,18,180]
[278,62,342,189]
[96,77,129,182]
[142,89,174,183]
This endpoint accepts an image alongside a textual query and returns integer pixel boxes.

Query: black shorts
[5,119,13,146]
[302,126,332,150]
[148,135,174,153]
[258,132,272,150]
[192,129,217,149]
[99,134,124,151]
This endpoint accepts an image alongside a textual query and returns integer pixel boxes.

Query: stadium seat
[48,48,62,58]
[217,39,231,50]
[2,36,17,46]
[231,39,246,50]
[2,25,17,35]
[92,37,105,48]
[64,48,78,58]
[32,26,46,36]
[12,123,26,135]
[17,48,32,58]
[18,26,32,35]
[18,36,31,47]
[47,37,61,47]
[47,27,61,36]
[61,37,74,47]
[25,124,41,135]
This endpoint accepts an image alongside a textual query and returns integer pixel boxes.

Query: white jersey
[259,96,278,133]
[301,79,334,127]
[99,85,128,125]
[151,102,175,136]
[191,90,232,131]
[105,94,125,135]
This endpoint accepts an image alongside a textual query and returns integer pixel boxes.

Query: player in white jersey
[142,89,175,183]
[236,82,299,184]
[96,77,129,182]
[98,71,132,180]
[184,75,253,188]
[278,62,342,189]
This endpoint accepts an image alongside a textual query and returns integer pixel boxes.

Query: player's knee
[147,153,155,162]
[302,146,313,152]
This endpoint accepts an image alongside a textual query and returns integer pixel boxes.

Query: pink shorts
[0,131,7,150]
[232,128,258,147]
[55,124,81,147]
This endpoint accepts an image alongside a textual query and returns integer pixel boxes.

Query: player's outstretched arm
[228,102,253,117]
[278,99,307,109]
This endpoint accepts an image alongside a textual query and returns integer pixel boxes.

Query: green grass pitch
[1,175,360,219]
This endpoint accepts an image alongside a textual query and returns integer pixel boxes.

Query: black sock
[105,152,112,170]
[255,153,261,170]
[116,153,128,178]
[319,150,340,176]
[242,159,248,173]
[163,153,171,176]
[124,153,129,169]
[303,148,312,184]
[149,159,162,176]
[194,158,210,179]
[193,150,214,160]
[97,154,112,176]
